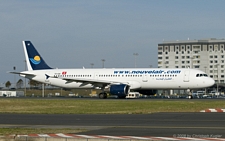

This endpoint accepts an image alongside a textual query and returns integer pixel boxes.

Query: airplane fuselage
[22,68,214,90]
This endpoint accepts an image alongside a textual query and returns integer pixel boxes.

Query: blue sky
[1,0,225,84]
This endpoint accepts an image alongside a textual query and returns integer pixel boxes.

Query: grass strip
[0,128,86,135]
[0,98,224,114]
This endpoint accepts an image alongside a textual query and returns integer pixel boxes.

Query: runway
[0,113,225,137]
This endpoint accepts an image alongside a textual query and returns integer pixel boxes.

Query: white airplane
[11,41,215,98]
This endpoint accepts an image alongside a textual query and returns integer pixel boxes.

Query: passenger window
[196,74,199,77]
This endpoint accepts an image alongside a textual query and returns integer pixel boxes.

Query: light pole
[204,66,207,73]
[24,60,26,97]
[13,66,16,89]
[101,59,105,68]
[191,56,194,68]
[133,53,138,68]
[90,63,94,68]
[216,64,219,96]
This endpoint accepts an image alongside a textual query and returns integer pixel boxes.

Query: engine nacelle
[109,84,130,97]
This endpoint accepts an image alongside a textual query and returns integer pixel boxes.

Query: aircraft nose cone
[208,78,215,87]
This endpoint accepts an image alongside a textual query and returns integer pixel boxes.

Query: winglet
[23,41,52,70]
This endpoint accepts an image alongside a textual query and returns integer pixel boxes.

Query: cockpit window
[196,73,208,77]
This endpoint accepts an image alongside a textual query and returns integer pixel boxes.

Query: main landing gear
[99,92,107,99]
[187,89,193,99]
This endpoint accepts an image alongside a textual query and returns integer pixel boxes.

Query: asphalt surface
[0,113,225,137]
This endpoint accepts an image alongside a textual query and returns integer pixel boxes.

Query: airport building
[158,38,225,86]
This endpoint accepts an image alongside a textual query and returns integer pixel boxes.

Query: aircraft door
[94,73,99,80]
[183,70,190,82]
[142,74,148,82]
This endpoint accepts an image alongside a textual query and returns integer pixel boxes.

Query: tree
[16,79,24,89]
[29,80,42,88]
[5,81,11,89]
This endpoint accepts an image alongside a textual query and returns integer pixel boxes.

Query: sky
[1,0,225,84]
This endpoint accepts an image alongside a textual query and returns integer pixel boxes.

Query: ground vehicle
[126,92,140,98]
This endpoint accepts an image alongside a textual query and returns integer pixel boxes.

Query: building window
[175,56,179,59]
[186,56,190,59]
[182,61,185,64]
[215,60,218,63]
[194,51,198,54]
[158,57,162,59]
[158,52,162,55]
[158,47,163,50]
[210,60,213,63]
[182,56,185,59]
[210,56,213,58]
[166,57,169,59]
[176,51,178,54]
[210,65,213,68]
[214,55,217,58]
[175,66,179,68]
[221,55,224,58]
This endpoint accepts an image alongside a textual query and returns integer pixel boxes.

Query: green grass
[0,98,224,114]
[0,128,86,135]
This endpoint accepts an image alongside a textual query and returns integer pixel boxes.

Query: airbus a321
[10,41,215,99]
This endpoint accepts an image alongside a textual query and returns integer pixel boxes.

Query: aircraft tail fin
[23,41,52,71]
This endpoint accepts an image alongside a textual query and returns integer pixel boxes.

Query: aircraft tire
[188,95,193,99]
[99,92,107,99]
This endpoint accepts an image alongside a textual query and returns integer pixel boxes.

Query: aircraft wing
[60,77,141,89]
[9,71,36,77]
[62,77,126,87]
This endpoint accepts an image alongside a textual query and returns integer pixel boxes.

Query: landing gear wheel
[188,95,193,99]
[99,92,107,99]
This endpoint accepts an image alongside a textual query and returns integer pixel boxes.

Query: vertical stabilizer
[23,41,52,70]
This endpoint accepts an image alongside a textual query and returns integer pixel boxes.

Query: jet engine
[109,84,130,98]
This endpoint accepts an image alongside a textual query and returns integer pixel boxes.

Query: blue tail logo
[24,41,52,70]
[30,55,41,65]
